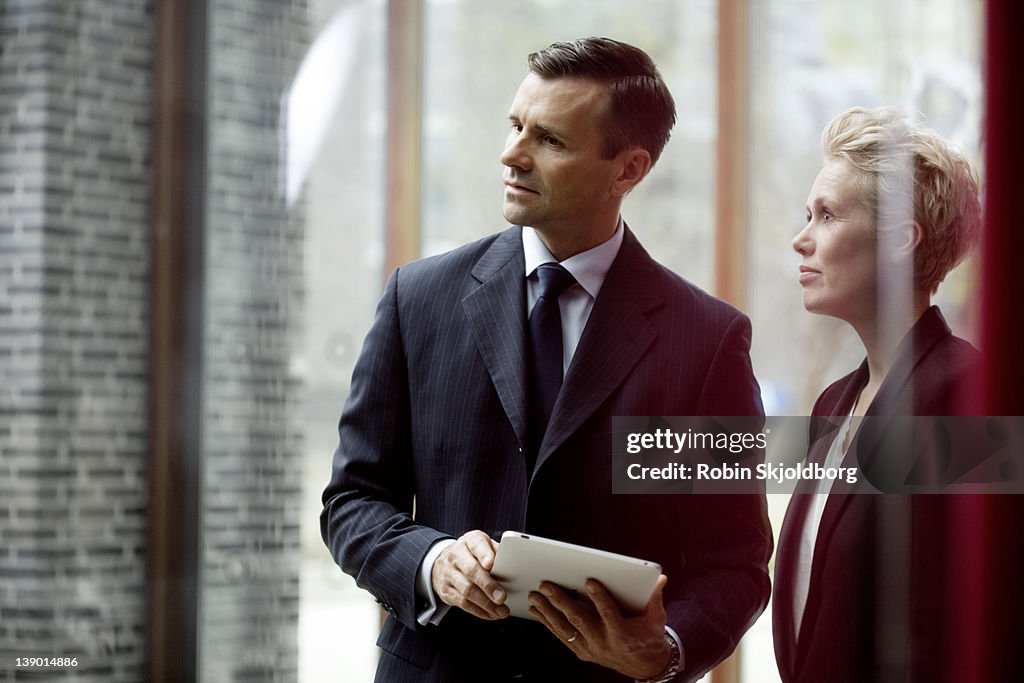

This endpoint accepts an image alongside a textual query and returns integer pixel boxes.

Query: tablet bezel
[489,531,662,621]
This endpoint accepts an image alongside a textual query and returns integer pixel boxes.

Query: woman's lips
[798,266,821,284]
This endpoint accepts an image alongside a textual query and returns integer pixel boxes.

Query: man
[321,37,771,682]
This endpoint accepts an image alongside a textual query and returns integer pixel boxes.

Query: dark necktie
[526,263,577,472]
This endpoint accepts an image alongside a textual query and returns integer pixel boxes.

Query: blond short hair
[822,106,981,293]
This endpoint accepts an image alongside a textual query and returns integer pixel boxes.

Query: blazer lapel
[863,306,950,419]
[462,227,529,449]
[774,484,812,674]
[534,228,662,473]
[835,307,952,485]
[791,367,865,659]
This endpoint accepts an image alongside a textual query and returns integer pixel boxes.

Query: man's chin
[502,205,533,227]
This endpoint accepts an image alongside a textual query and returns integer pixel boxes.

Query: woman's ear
[883,219,923,260]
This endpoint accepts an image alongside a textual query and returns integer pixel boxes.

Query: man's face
[500,73,625,240]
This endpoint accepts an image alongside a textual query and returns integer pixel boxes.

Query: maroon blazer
[773,306,980,683]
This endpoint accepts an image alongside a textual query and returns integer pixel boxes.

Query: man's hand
[528,574,673,679]
[431,530,510,621]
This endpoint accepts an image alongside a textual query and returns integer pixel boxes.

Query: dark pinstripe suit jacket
[321,225,772,682]
[773,307,981,683]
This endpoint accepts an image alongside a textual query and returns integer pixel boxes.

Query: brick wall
[0,1,153,680]
[199,2,307,681]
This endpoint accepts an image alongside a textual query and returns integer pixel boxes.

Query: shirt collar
[522,219,624,300]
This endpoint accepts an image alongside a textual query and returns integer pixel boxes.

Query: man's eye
[510,123,523,133]
[543,136,563,148]
[822,210,833,221]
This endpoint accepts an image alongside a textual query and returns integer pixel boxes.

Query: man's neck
[533,216,621,262]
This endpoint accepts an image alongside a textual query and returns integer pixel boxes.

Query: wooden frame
[147,0,205,680]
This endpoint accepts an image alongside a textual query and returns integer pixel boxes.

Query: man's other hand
[431,530,510,620]
[528,574,673,679]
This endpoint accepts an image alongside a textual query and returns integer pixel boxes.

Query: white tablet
[490,531,662,620]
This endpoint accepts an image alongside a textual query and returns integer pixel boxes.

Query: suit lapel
[534,228,662,474]
[462,227,529,449]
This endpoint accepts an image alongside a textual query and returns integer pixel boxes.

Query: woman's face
[793,158,878,325]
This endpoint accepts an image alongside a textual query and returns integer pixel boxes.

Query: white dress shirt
[522,221,624,372]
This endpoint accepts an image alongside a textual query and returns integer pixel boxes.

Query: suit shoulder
[392,228,512,294]
[932,333,981,371]
[915,333,981,411]
[652,263,748,327]
[812,333,981,417]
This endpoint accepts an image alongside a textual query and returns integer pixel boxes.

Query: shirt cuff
[415,538,456,626]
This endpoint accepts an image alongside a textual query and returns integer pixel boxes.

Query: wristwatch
[637,632,681,683]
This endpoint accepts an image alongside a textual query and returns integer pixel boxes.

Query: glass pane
[294,0,387,680]
[201,0,385,681]
[745,3,982,682]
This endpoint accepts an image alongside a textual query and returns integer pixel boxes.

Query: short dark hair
[527,37,677,166]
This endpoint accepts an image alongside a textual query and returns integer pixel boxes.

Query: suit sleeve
[320,269,449,630]
[671,311,773,681]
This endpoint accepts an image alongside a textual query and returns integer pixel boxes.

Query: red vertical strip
[982,6,1024,410]
[976,1,1024,680]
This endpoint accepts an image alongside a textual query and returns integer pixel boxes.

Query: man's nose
[500,133,531,170]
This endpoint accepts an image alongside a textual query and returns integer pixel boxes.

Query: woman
[773,107,982,682]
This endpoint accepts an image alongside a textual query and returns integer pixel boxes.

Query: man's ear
[611,148,652,197]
